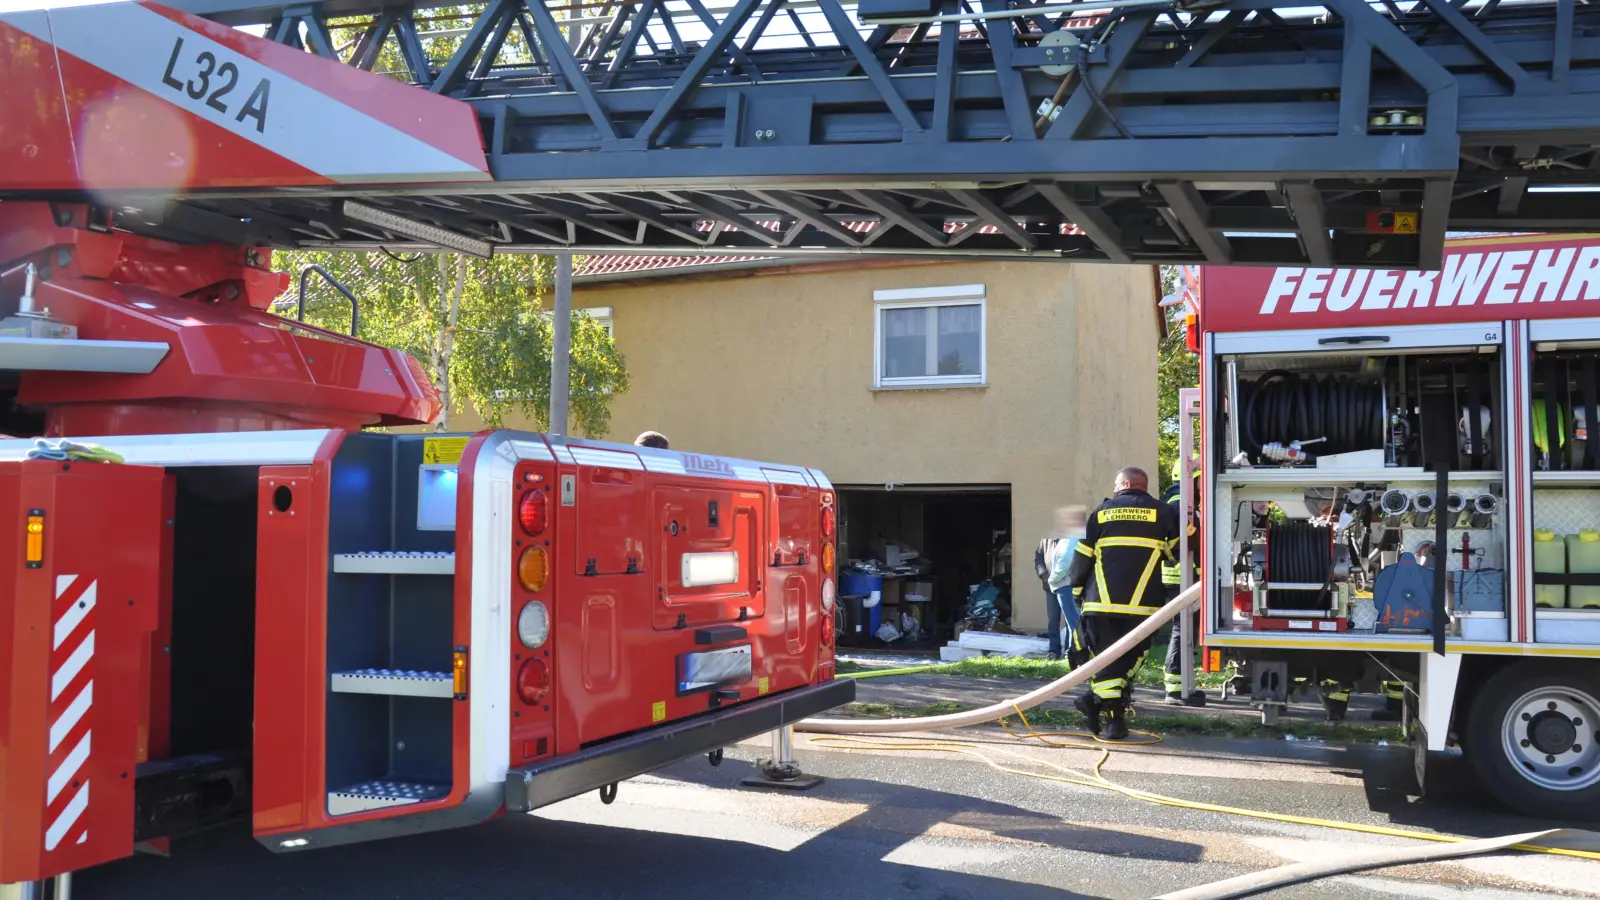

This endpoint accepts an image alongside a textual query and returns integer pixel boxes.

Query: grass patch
[834,660,866,675]
[837,701,1401,744]
[842,700,969,719]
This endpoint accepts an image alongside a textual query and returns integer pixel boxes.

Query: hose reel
[1261,521,1342,612]
[1240,370,1386,464]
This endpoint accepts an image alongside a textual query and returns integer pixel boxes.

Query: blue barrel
[841,572,884,639]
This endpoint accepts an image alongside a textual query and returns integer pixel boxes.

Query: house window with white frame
[577,306,613,336]
[874,285,986,388]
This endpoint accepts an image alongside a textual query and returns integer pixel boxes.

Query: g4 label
[161,37,271,133]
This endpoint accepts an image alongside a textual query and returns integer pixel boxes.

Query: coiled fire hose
[1241,370,1385,460]
[792,583,1600,884]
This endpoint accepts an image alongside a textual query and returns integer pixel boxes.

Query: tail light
[518,546,549,592]
[517,657,551,704]
[518,600,550,648]
[518,488,548,536]
[821,542,835,574]
[821,501,835,538]
[820,578,836,648]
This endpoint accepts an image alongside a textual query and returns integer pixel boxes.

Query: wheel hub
[1529,711,1578,756]
[1503,686,1600,792]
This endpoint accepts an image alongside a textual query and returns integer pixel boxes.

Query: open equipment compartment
[323,433,462,815]
[1529,318,1600,646]
[1210,323,1511,642]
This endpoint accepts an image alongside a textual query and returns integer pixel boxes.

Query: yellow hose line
[806,705,1600,862]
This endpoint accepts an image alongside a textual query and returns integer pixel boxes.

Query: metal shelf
[1532,473,1600,487]
[331,669,453,698]
[332,552,455,575]
[328,780,450,816]
[1219,469,1503,486]
[1536,609,1600,620]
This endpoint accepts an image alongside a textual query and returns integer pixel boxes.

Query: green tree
[1157,266,1199,491]
[276,249,629,436]
[325,3,560,81]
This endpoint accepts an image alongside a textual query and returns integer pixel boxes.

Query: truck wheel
[1465,661,1600,820]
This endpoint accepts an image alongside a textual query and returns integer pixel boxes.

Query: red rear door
[0,460,170,883]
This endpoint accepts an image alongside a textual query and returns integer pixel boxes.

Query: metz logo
[683,454,735,477]
[1258,246,1600,315]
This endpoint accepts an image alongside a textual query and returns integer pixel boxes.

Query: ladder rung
[331,668,453,698]
[328,780,450,816]
[332,551,455,575]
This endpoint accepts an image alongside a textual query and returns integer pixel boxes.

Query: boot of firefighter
[1321,683,1350,722]
[1074,691,1103,736]
[1103,700,1130,741]
[1371,695,1404,722]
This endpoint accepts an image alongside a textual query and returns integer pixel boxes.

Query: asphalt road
[78,730,1600,900]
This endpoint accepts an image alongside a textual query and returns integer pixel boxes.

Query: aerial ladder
[0,0,1596,894]
[6,0,1599,271]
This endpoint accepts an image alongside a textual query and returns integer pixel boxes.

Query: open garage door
[834,485,1011,651]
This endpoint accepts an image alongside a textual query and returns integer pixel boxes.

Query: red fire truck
[1191,232,1600,820]
[0,4,850,892]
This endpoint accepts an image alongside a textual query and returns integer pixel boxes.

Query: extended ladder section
[111,0,1600,268]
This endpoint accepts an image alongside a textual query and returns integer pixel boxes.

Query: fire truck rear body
[0,427,848,880]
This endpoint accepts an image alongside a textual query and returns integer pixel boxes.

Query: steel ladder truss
[139,0,1600,266]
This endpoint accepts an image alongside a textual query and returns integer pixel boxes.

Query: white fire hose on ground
[798,583,1199,734]
[788,583,1600,894]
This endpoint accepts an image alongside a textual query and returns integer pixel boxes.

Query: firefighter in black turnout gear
[1068,467,1180,740]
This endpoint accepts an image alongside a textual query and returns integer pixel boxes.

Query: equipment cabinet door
[0,462,170,884]
[653,485,764,630]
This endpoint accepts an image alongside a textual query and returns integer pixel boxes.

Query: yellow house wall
[455,260,1159,632]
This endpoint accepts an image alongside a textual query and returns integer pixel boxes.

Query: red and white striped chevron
[45,574,98,853]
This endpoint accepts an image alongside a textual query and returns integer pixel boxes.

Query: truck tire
[1465,660,1600,820]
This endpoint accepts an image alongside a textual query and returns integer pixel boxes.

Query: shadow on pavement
[662,754,1210,868]
[76,754,1208,900]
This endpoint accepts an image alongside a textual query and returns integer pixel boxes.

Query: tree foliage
[325,4,548,80]
[1157,266,1199,491]
[275,249,629,436]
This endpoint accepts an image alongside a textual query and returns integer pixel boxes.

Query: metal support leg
[741,725,824,791]
[1180,604,1196,697]
[548,254,572,437]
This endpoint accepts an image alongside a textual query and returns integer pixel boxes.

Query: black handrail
[297,264,361,337]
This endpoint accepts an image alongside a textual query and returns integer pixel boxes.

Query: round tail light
[517,657,550,705]
[518,488,548,536]
[822,577,835,610]
[517,600,550,648]
[821,505,836,538]
[821,542,836,574]
[518,546,549,593]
